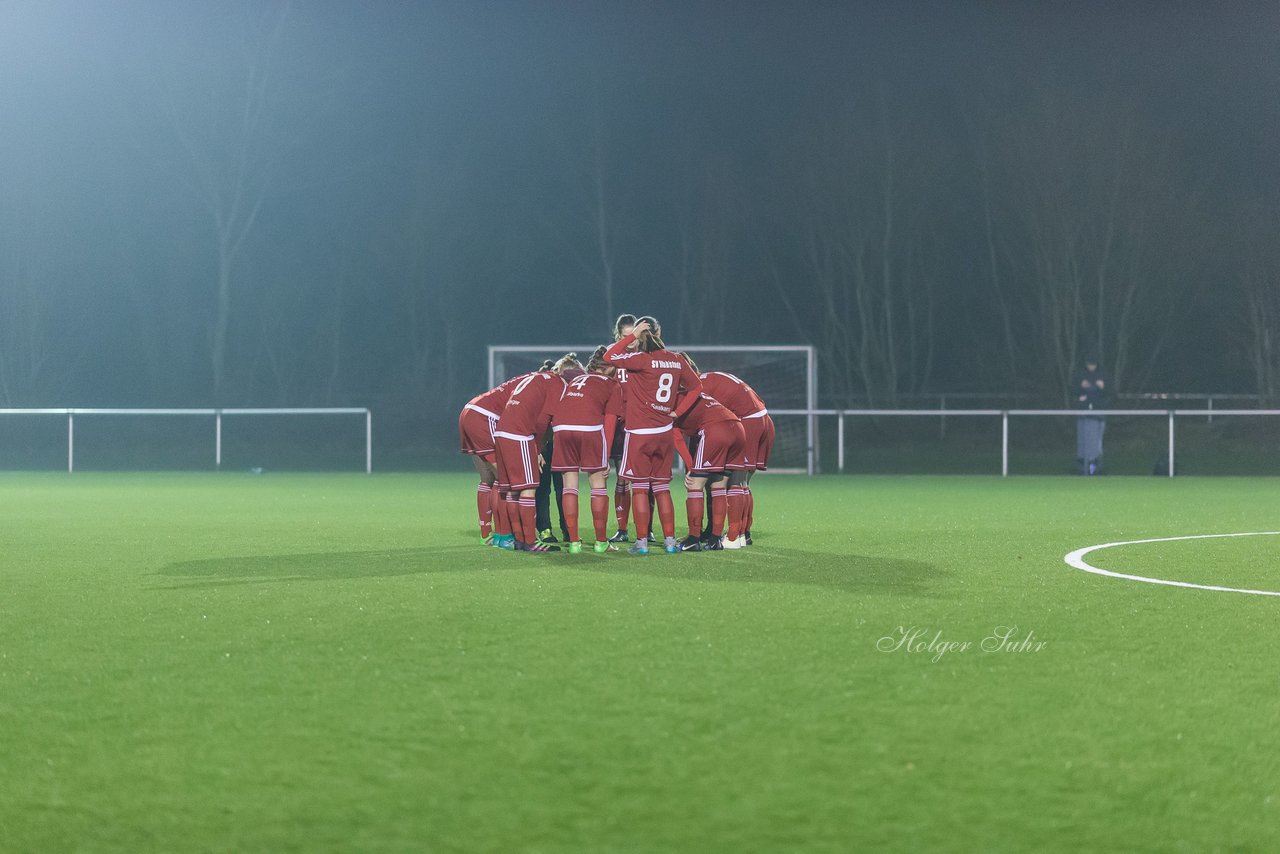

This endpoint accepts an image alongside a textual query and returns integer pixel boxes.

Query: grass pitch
[2,471,1279,852]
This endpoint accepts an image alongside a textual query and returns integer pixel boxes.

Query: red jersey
[495,371,565,438]
[465,372,530,420]
[614,366,631,407]
[612,364,633,439]
[698,371,766,418]
[604,337,703,430]
[553,371,623,427]
[674,392,741,434]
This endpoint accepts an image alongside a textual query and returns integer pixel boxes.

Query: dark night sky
[1,1,1278,416]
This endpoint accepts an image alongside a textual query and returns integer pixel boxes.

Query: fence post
[68,412,74,474]
[1168,410,1175,477]
[366,410,373,474]
[215,410,222,470]
[1001,411,1009,477]
[837,411,845,473]
[807,348,818,476]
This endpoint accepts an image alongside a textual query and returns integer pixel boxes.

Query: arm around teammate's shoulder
[671,364,704,422]
[604,334,638,365]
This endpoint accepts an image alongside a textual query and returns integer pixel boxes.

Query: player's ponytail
[538,359,555,372]
[587,345,610,373]
[638,331,666,352]
[636,315,665,352]
[553,352,583,374]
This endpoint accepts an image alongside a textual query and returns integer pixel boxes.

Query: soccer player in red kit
[604,319,702,555]
[670,355,747,551]
[608,313,672,544]
[493,363,567,553]
[550,346,624,554]
[699,370,773,548]
[459,371,532,543]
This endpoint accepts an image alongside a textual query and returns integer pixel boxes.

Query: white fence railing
[0,408,373,473]
[825,394,1267,437]
[839,393,1262,407]
[770,408,1280,476]
[4,406,1272,476]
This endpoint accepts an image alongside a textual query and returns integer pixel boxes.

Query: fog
[2,1,1278,430]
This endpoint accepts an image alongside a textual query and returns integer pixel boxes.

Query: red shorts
[619,425,675,485]
[689,420,747,474]
[494,431,540,491]
[458,405,499,461]
[551,425,609,472]
[741,412,775,471]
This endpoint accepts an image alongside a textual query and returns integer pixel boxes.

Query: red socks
[652,481,675,539]
[494,490,513,537]
[630,485,651,543]
[590,488,610,541]
[727,487,745,540]
[614,481,631,533]
[477,482,493,538]
[710,486,727,537]
[563,486,579,542]
[685,489,704,537]
[518,496,537,544]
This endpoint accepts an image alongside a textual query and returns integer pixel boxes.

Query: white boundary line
[1064,532,1280,597]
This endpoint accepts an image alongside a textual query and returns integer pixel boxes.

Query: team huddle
[459,315,775,555]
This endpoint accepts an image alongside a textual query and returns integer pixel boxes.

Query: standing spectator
[1073,356,1109,475]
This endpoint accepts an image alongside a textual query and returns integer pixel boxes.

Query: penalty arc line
[1063,532,1280,597]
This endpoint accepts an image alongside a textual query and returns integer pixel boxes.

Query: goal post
[487,345,817,474]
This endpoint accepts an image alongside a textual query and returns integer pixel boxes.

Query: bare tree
[0,251,49,406]
[151,1,300,402]
[536,104,626,334]
[375,140,477,409]
[0,146,56,405]
[1238,204,1280,404]
[958,98,1024,392]
[991,92,1197,403]
[672,153,745,343]
[783,90,941,407]
[587,113,619,329]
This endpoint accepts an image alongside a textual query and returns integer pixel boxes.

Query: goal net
[488,345,816,473]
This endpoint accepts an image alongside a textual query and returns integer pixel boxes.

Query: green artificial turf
[2,472,1278,852]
